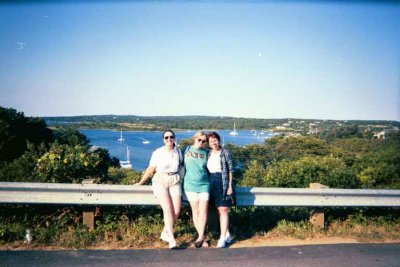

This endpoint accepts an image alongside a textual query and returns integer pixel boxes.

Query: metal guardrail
[1,182,399,207]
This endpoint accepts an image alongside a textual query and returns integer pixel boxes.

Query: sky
[0,1,399,121]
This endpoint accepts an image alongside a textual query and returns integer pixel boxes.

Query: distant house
[308,123,320,134]
[373,131,386,139]
[276,126,287,131]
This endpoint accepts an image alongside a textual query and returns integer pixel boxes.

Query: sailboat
[117,128,125,142]
[120,146,132,169]
[229,122,239,136]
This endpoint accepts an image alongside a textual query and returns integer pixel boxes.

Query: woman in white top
[135,130,182,249]
[207,131,234,248]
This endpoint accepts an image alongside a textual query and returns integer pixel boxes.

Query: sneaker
[169,240,177,249]
[225,232,233,244]
[216,238,226,248]
[160,231,170,243]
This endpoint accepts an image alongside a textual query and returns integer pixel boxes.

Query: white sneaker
[216,238,226,248]
[160,231,170,243]
[225,232,233,243]
[169,240,177,249]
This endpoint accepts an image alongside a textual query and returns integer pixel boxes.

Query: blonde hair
[192,131,206,142]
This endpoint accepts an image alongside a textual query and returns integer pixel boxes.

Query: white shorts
[185,192,210,202]
[152,173,182,199]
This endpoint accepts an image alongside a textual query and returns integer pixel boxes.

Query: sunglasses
[164,135,175,140]
[197,139,207,143]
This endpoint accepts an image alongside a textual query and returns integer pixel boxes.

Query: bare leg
[171,192,181,222]
[196,199,208,241]
[161,192,181,237]
[158,193,176,243]
[189,200,200,235]
[217,206,229,240]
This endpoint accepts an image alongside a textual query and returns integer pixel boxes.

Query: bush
[262,156,360,188]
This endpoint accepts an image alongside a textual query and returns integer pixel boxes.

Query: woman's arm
[135,166,156,185]
[227,172,233,195]
[225,148,234,195]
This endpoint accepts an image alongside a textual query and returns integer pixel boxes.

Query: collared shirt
[149,146,180,173]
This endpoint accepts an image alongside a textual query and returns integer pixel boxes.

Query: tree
[53,127,90,147]
[0,142,47,182]
[0,107,53,163]
[261,156,360,189]
[241,160,268,187]
[273,136,330,161]
[35,144,118,183]
[355,135,400,189]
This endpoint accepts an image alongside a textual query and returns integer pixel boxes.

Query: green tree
[35,144,118,183]
[319,125,363,141]
[53,127,90,147]
[241,160,268,187]
[261,156,359,188]
[0,142,47,182]
[273,136,330,161]
[0,107,53,163]
[355,135,400,189]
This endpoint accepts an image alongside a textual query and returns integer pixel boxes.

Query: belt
[166,172,178,176]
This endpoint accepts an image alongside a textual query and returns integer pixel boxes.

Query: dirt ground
[2,236,400,251]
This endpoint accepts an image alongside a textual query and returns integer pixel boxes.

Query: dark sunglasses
[164,135,175,140]
[197,139,207,143]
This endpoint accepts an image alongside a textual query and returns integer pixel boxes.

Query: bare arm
[227,172,233,195]
[135,166,156,185]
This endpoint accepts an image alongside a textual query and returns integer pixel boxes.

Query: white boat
[120,146,132,169]
[142,140,150,144]
[117,129,125,142]
[229,122,239,136]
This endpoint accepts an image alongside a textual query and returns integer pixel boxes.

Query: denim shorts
[209,172,233,207]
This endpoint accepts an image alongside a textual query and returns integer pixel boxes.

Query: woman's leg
[217,206,229,240]
[189,200,200,235]
[196,199,208,241]
[171,192,181,223]
[161,191,181,238]
[157,193,176,243]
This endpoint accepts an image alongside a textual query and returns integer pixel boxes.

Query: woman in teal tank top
[183,131,209,248]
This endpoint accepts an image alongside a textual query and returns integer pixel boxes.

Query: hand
[133,182,142,186]
[227,186,233,196]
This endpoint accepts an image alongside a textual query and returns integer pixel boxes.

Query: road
[1,243,399,267]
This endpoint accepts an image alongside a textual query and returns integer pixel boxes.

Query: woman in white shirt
[207,131,234,248]
[136,130,183,249]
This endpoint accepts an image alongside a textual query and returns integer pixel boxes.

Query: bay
[79,129,274,171]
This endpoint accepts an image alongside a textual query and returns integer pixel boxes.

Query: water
[79,129,274,171]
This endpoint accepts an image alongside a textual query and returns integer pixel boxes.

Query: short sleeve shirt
[183,146,209,193]
[149,146,180,173]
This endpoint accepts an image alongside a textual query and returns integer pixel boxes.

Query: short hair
[207,131,221,142]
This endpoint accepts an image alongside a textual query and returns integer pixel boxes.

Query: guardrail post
[82,179,96,229]
[309,183,329,229]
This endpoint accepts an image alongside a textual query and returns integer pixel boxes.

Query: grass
[0,205,399,249]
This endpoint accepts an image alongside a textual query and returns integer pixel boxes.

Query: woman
[207,131,234,248]
[183,131,209,248]
[135,130,182,249]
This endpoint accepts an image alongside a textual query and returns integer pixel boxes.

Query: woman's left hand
[227,186,233,196]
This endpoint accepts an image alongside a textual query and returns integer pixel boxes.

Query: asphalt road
[1,243,399,267]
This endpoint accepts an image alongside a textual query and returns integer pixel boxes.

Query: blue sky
[0,1,399,121]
